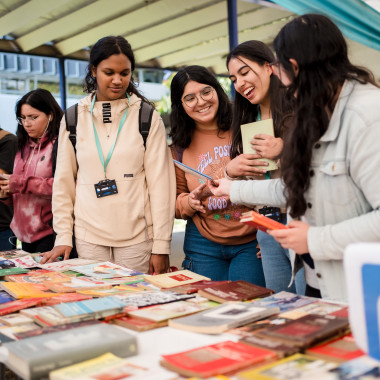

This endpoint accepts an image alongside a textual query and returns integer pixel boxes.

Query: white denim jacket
[230,80,380,302]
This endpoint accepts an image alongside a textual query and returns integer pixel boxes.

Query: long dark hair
[84,35,153,106]
[169,65,232,149]
[274,14,378,218]
[226,40,293,158]
[15,88,63,152]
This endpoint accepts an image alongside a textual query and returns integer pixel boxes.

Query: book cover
[54,296,125,319]
[111,315,168,332]
[3,323,138,380]
[144,270,211,289]
[0,298,43,316]
[71,261,143,279]
[127,300,208,322]
[14,320,101,340]
[198,280,274,303]
[7,255,39,269]
[249,291,315,312]
[37,258,101,272]
[237,353,337,380]
[0,281,62,299]
[0,312,34,326]
[168,302,280,334]
[241,119,278,171]
[240,334,300,359]
[327,355,380,379]
[0,249,31,259]
[0,290,14,304]
[306,334,365,363]
[0,266,29,276]
[49,352,159,380]
[168,280,232,294]
[161,340,276,378]
[41,293,93,306]
[21,305,90,327]
[44,277,113,293]
[240,211,289,233]
[255,314,349,348]
[113,290,195,308]
[279,301,346,320]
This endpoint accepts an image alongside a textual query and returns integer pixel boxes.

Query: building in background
[0,52,170,133]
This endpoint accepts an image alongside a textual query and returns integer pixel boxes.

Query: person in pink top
[0,89,63,253]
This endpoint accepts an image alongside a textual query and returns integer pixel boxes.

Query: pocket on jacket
[319,160,357,205]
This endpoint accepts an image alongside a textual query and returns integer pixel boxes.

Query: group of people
[0,14,379,302]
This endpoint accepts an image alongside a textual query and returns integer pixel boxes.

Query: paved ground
[170,231,185,270]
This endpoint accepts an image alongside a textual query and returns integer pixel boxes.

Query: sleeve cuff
[152,239,171,255]
[54,233,73,248]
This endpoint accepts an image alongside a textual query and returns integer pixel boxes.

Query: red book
[160,340,276,378]
[240,211,289,233]
[0,298,43,316]
[306,334,365,363]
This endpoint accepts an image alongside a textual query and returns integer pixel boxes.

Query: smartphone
[240,211,289,233]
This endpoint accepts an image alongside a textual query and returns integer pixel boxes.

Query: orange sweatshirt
[174,127,256,245]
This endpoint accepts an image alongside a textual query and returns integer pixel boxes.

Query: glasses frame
[182,86,215,108]
[16,116,39,125]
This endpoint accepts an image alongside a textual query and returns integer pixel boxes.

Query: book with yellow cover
[241,119,278,171]
[144,270,210,289]
[237,353,337,379]
[0,282,63,299]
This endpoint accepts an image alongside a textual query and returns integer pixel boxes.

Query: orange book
[240,211,289,233]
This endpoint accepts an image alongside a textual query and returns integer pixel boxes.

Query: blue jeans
[182,220,265,286]
[0,228,17,251]
[257,215,306,295]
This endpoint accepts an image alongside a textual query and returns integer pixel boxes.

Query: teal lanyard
[257,107,271,179]
[90,94,130,178]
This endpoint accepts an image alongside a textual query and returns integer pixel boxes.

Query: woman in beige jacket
[41,36,175,274]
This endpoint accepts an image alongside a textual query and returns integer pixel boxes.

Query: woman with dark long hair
[209,14,380,301]
[41,36,175,274]
[0,88,62,252]
[225,40,305,294]
[170,65,265,285]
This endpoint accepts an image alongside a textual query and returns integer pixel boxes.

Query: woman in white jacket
[42,36,175,274]
[209,14,380,302]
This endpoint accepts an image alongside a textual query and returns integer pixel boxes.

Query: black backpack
[51,101,154,173]
[64,101,154,153]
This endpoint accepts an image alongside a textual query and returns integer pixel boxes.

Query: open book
[241,119,278,171]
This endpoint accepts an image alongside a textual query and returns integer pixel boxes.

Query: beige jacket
[53,93,175,254]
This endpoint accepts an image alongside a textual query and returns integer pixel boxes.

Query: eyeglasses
[182,86,214,108]
[17,116,39,125]
[269,60,280,77]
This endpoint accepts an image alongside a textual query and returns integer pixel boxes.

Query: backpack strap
[51,138,59,176]
[64,103,78,153]
[139,102,154,148]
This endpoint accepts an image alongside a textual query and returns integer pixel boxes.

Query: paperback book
[167,280,231,294]
[254,314,349,349]
[144,270,211,289]
[111,315,168,332]
[168,302,280,334]
[3,323,138,380]
[306,333,365,363]
[70,261,143,279]
[249,291,315,312]
[0,282,62,299]
[37,258,101,272]
[127,300,208,322]
[241,119,278,171]
[161,340,276,378]
[0,298,43,316]
[237,353,337,380]
[113,290,195,308]
[49,352,162,380]
[240,211,289,233]
[198,280,274,303]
